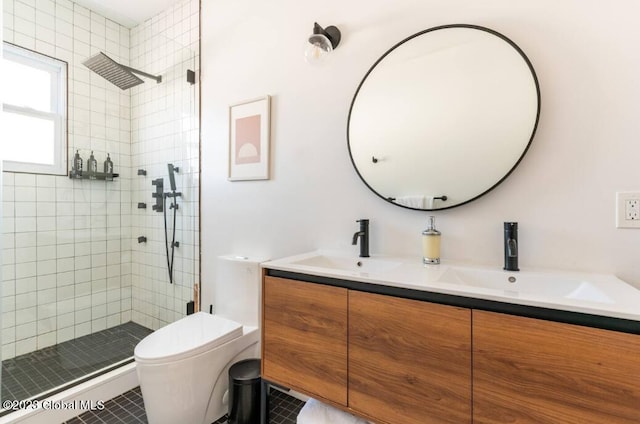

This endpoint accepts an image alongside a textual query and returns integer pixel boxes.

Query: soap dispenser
[422,215,441,265]
[87,151,98,179]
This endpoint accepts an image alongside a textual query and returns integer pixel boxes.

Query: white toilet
[134,255,263,424]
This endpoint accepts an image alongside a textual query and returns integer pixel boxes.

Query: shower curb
[0,364,138,424]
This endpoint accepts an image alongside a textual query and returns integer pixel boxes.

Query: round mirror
[348,24,540,210]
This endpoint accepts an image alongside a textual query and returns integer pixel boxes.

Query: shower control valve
[152,178,164,213]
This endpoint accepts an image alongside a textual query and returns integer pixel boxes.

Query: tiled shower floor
[65,386,305,424]
[2,322,152,401]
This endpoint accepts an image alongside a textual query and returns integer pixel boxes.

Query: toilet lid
[134,312,243,363]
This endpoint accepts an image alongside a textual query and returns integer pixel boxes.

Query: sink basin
[438,266,615,304]
[262,250,640,320]
[291,253,402,274]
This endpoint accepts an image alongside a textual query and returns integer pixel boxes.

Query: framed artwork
[228,95,271,181]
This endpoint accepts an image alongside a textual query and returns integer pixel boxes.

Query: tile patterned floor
[64,386,305,424]
[259,389,306,424]
[63,387,147,424]
[2,322,152,401]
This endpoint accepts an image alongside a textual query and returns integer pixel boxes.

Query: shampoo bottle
[422,215,441,265]
[104,154,114,180]
[73,150,83,177]
[87,151,98,179]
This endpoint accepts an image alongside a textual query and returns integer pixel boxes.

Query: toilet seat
[134,312,243,364]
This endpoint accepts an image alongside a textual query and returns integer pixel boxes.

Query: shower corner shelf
[69,171,120,181]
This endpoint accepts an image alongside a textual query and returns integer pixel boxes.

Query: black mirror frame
[346,24,541,211]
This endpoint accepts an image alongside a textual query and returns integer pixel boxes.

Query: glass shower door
[0,0,200,409]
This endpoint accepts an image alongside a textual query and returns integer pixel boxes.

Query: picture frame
[228,95,271,181]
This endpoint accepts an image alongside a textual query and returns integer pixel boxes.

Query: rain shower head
[82,52,161,90]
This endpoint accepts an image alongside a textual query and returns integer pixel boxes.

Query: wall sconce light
[305,22,341,65]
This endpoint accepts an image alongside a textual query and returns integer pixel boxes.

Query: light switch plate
[616,192,640,228]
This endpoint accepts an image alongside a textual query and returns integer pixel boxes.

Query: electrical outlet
[616,192,640,228]
[626,199,639,220]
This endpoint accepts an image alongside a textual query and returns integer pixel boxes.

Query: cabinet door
[349,291,472,424]
[262,276,348,406]
[473,310,640,424]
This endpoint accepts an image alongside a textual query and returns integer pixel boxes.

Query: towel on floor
[297,398,370,424]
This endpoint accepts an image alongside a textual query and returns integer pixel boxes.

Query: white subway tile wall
[2,0,200,358]
[129,0,199,330]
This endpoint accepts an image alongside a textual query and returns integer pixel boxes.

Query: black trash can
[228,358,261,424]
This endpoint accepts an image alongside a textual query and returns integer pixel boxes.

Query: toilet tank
[213,255,266,327]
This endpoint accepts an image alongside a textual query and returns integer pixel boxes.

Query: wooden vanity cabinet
[262,276,348,406]
[349,291,472,424]
[263,274,640,424]
[473,310,640,424]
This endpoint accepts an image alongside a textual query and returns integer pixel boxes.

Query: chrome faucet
[503,222,519,271]
[352,219,370,258]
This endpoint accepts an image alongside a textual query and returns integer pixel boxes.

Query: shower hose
[163,193,178,284]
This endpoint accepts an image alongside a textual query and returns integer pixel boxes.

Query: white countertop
[262,250,640,322]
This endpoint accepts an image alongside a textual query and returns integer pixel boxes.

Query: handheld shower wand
[167,163,178,192]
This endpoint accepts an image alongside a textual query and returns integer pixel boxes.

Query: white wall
[200,0,640,308]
